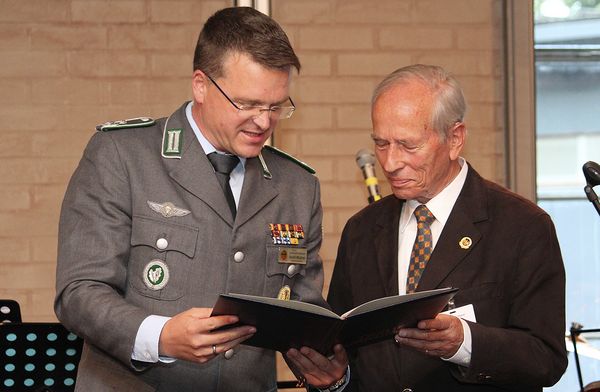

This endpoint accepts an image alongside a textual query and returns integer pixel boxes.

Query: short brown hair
[193,7,301,78]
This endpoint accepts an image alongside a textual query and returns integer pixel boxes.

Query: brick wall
[275,0,506,294]
[0,0,506,384]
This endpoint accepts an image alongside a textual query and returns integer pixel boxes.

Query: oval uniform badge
[143,259,170,290]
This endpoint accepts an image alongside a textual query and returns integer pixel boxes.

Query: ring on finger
[212,345,217,355]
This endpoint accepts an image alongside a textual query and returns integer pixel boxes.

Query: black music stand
[0,299,22,324]
[1,322,83,392]
[570,322,600,392]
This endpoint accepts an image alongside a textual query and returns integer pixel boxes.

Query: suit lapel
[165,104,235,226]
[417,166,488,290]
[374,197,403,296]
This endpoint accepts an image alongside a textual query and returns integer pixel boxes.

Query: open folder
[211,287,458,355]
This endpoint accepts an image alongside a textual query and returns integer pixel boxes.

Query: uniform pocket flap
[131,215,198,258]
[265,245,306,278]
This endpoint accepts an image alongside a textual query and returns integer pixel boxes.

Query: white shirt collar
[400,157,468,232]
[185,101,246,167]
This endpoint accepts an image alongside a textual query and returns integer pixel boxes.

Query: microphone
[582,161,600,216]
[583,161,600,187]
[356,149,382,204]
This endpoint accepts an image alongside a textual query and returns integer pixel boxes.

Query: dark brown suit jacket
[328,165,567,392]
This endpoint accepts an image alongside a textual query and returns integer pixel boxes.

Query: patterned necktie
[406,204,435,293]
[207,152,239,219]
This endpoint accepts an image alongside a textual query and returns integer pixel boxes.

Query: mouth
[387,178,413,187]
[241,129,268,141]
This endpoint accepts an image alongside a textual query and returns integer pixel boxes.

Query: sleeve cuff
[311,366,350,392]
[132,315,175,363]
[441,317,472,367]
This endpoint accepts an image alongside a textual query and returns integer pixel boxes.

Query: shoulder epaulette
[96,117,155,132]
[263,145,316,174]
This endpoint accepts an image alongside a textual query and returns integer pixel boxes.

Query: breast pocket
[128,215,198,300]
[264,244,307,298]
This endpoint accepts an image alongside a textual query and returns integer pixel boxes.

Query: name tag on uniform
[277,247,307,264]
[442,304,476,322]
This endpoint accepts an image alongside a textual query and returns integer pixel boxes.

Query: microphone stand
[571,323,600,392]
[572,163,600,392]
[584,185,600,216]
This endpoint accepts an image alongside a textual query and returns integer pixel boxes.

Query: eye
[236,104,257,111]
[373,139,389,149]
[402,143,420,152]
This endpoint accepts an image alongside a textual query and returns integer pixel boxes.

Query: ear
[448,121,466,160]
[192,70,209,104]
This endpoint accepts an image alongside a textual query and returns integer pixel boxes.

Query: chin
[391,189,421,201]
[237,146,263,159]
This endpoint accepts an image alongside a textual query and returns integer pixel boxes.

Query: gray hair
[371,64,466,141]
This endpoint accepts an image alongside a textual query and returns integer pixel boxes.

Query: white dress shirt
[396,158,472,367]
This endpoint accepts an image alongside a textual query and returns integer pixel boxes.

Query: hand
[285,344,348,389]
[158,307,256,363]
[394,314,463,359]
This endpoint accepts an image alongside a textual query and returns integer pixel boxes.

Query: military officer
[55,7,348,392]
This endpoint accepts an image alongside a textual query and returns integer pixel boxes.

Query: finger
[286,348,323,378]
[213,332,257,355]
[286,347,338,386]
[285,348,312,370]
[394,335,424,349]
[418,314,454,330]
[331,344,348,368]
[396,328,450,345]
[299,346,333,370]
[395,330,456,356]
[395,327,428,340]
[210,325,256,346]
[191,330,256,362]
[200,315,242,332]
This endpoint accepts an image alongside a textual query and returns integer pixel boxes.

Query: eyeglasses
[205,74,296,120]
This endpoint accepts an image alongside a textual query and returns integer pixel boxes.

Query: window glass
[535,1,600,390]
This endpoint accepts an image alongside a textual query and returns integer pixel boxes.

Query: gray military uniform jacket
[55,102,327,391]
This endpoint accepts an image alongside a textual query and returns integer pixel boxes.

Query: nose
[252,109,272,130]
[379,145,406,174]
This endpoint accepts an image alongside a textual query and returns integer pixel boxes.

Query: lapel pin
[459,236,472,249]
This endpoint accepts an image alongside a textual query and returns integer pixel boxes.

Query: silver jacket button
[156,238,168,250]
[287,264,297,275]
[224,348,235,359]
[233,251,244,263]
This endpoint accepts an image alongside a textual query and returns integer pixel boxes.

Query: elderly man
[328,64,567,391]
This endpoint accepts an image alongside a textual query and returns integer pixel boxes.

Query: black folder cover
[211,287,458,354]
